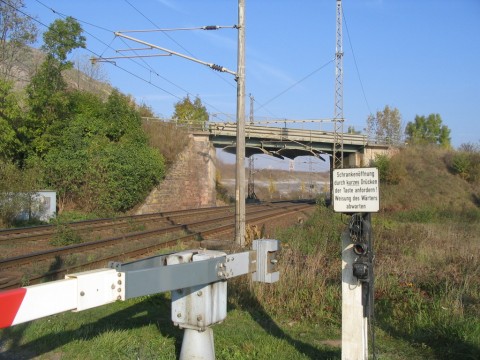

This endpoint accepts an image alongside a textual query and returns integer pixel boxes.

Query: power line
[123,0,236,91]
[33,0,113,32]
[255,58,335,112]
[3,0,181,100]
[343,10,372,116]
[20,0,233,116]
[123,0,282,120]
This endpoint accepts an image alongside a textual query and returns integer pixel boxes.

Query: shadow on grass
[0,294,182,360]
[375,300,480,360]
[0,287,341,360]
[228,287,341,360]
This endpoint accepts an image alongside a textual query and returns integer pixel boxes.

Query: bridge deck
[204,123,371,158]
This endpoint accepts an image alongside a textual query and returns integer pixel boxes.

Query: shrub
[447,148,480,184]
[50,224,82,246]
[371,153,406,185]
[449,152,471,180]
[141,120,189,168]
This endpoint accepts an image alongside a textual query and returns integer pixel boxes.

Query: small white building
[17,190,57,222]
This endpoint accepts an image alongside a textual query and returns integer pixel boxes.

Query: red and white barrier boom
[0,240,280,360]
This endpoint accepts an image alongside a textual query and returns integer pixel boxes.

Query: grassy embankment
[0,146,479,359]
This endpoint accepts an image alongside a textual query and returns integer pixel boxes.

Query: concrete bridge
[136,120,394,214]
[200,122,391,168]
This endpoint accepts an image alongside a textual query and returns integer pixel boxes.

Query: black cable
[124,0,285,121]
[256,58,335,112]
[123,0,236,91]
[342,10,373,117]
[122,0,292,120]
[19,0,233,116]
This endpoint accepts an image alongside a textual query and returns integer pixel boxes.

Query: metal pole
[235,0,246,246]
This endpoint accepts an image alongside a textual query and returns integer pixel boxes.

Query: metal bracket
[169,250,228,331]
[252,239,280,283]
[65,269,123,311]
[112,252,227,300]
[223,251,256,278]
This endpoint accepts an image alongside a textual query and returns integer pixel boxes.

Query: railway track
[0,204,238,244]
[0,201,315,290]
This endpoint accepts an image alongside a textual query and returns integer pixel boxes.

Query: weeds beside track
[0,201,314,290]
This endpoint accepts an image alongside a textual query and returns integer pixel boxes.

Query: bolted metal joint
[252,239,280,283]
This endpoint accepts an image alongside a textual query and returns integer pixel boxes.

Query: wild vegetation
[1,146,478,359]
[0,3,478,358]
[0,14,172,226]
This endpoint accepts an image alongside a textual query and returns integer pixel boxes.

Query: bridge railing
[141,117,398,147]
[207,122,370,147]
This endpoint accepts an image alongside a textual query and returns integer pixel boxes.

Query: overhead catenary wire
[342,10,372,117]
[21,0,335,124]
[122,0,285,127]
[123,0,237,91]
[117,25,237,33]
[31,0,287,122]
[255,58,335,113]
[2,0,183,101]
[11,0,233,117]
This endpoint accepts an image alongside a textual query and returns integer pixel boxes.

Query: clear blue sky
[23,0,480,162]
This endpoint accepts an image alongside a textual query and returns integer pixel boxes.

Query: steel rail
[0,203,288,242]
[0,203,313,289]
[0,205,234,240]
[0,202,295,245]
[0,203,310,270]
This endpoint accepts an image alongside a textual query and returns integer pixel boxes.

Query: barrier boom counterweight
[0,240,280,360]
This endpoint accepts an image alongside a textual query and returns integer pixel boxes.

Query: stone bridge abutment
[135,134,217,214]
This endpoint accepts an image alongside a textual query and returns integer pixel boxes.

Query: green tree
[41,16,86,68]
[86,141,165,213]
[405,114,451,148]
[42,114,91,212]
[0,0,38,79]
[367,105,403,144]
[447,143,480,183]
[43,89,165,214]
[25,57,70,156]
[347,126,361,135]
[172,96,208,128]
[0,159,45,226]
[370,153,406,185]
[137,102,155,118]
[102,89,143,142]
[24,17,86,157]
[0,79,22,160]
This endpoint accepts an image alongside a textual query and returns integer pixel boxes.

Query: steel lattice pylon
[333,0,344,170]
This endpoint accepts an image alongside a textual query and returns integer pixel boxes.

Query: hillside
[6,46,113,100]
[379,145,479,216]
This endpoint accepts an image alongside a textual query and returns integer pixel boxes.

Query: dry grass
[227,144,480,358]
[380,145,478,213]
[141,120,190,169]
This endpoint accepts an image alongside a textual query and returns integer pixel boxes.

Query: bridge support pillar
[345,152,362,167]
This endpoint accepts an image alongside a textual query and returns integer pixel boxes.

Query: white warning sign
[332,167,380,213]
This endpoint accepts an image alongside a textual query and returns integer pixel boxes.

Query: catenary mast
[333,0,344,170]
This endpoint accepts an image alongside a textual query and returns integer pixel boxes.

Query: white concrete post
[341,230,368,360]
[168,250,227,360]
[180,328,215,360]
